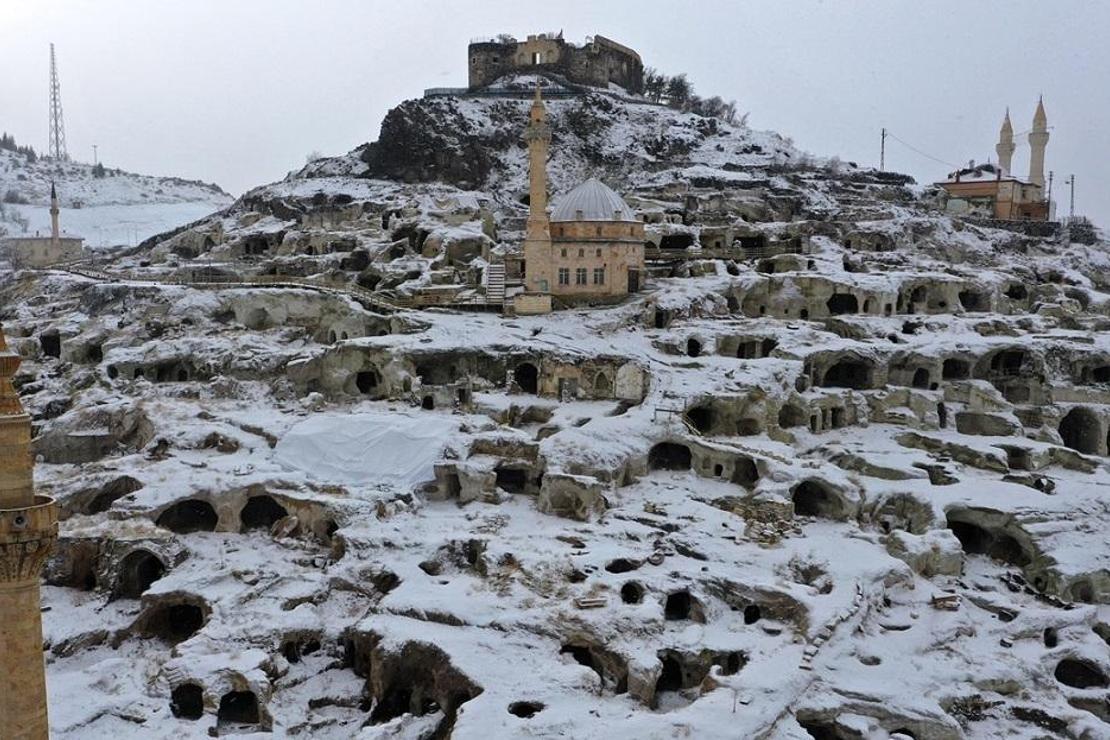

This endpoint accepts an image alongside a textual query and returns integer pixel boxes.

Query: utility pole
[880,128,886,171]
[92,144,98,166]
[1067,174,1075,219]
[1046,170,1054,218]
[48,43,69,161]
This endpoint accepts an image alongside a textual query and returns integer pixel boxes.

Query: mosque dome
[550,178,637,222]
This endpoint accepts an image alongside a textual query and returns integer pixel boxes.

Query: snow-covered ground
[6,200,230,248]
[3,199,229,248]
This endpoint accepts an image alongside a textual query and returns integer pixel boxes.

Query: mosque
[517,88,645,313]
[937,99,1051,222]
[1,183,84,268]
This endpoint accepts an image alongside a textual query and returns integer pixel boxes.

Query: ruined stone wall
[468,34,644,94]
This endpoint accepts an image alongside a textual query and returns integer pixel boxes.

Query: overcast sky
[2,1,1106,224]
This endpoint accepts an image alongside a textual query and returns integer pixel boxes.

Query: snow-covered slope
[0,147,233,246]
[3,74,1110,739]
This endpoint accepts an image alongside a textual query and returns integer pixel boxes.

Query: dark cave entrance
[514,362,539,394]
[356,369,381,394]
[113,549,165,600]
[825,294,859,315]
[170,683,205,720]
[39,331,61,358]
[821,360,872,389]
[85,475,144,515]
[495,466,528,494]
[142,603,205,644]
[1058,407,1101,455]
[648,443,692,471]
[240,495,288,532]
[946,516,1031,567]
[217,691,260,728]
[792,480,840,518]
[156,499,218,534]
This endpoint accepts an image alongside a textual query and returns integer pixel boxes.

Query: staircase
[485,263,506,305]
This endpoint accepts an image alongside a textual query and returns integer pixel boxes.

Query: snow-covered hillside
[0,147,233,246]
[3,73,1110,740]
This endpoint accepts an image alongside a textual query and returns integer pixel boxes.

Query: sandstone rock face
[537,473,607,521]
[885,529,964,577]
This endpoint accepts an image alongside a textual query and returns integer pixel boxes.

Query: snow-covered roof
[550,177,636,222]
[942,162,1037,186]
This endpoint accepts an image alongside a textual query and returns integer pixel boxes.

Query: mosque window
[595,248,602,257]
[558,268,570,285]
[578,248,584,258]
[575,268,587,285]
[561,248,567,258]
[593,267,605,285]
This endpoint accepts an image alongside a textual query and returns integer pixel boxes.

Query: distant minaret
[1027,97,1049,188]
[995,109,1015,175]
[522,86,553,292]
[49,182,60,241]
[0,322,58,739]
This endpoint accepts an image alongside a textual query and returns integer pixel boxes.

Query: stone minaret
[49,183,60,242]
[522,86,553,292]
[995,109,1015,175]
[0,323,58,739]
[1027,97,1049,188]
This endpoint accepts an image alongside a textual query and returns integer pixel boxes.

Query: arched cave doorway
[240,495,288,533]
[514,363,539,394]
[648,442,692,471]
[156,499,218,534]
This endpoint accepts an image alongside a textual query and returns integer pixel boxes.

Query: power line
[883,131,960,169]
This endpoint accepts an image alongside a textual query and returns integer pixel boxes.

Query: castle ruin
[468,33,644,94]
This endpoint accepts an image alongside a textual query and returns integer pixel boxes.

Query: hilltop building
[469,32,643,94]
[0,323,58,739]
[517,88,644,314]
[1,183,84,267]
[937,99,1051,221]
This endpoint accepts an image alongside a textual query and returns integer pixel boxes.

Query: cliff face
[359,97,504,188]
[338,83,799,199]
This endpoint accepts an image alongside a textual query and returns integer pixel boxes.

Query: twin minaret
[995,98,1049,187]
[0,323,58,739]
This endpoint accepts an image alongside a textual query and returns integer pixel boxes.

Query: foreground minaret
[0,323,58,739]
[522,86,553,293]
[1027,97,1049,188]
[995,109,1015,175]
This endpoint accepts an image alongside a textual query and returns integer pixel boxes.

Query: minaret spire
[0,322,59,739]
[1027,96,1049,188]
[995,108,1015,175]
[525,85,551,239]
[522,84,553,293]
[50,182,60,241]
